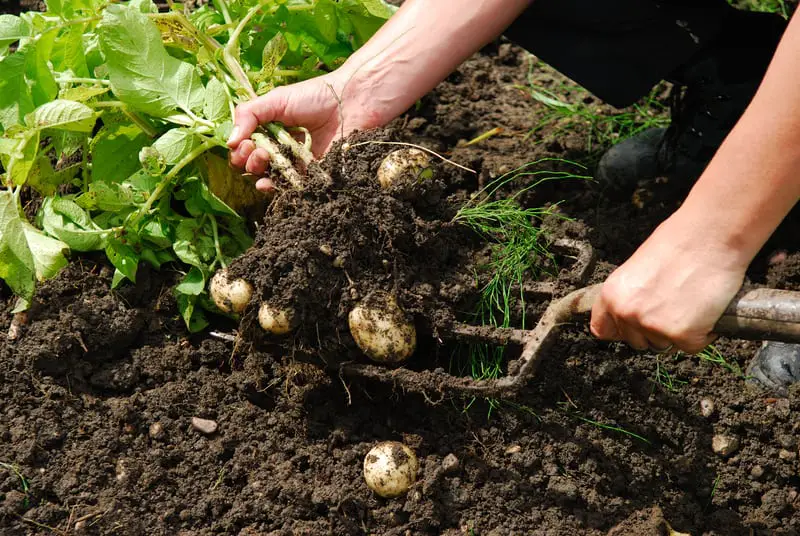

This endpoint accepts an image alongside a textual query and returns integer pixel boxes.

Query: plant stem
[132,139,218,225]
[209,214,226,268]
[251,133,305,189]
[212,0,234,37]
[265,123,314,166]
[56,76,110,86]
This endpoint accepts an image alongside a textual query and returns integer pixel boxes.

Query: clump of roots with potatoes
[210,129,567,373]
[211,134,483,367]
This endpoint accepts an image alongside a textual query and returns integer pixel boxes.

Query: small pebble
[700,398,715,418]
[74,520,86,532]
[712,435,740,458]
[191,417,218,435]
[318,244,333,256]
[148,422,164,440]
[505,445,522,455]
[750,465,765,479]
[441,453,460,475]
[779,449,797,462]
[777,434,795,450]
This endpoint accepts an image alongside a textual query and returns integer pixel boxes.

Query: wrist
[657,206,753,273]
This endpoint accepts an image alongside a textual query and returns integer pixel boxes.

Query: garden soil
[3,37,800,536]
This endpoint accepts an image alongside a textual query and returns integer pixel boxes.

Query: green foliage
[0,0,394,329]
[453,161,590,382]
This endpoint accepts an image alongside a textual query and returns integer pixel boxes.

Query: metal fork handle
[571,284,800,343]
[716,288,800,342]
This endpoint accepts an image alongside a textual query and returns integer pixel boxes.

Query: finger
[228,90,289,148]
[680,333,719,355]
[617,322,650,351]
[256,178,275,192]
[590,296,622,341]
[642,330,673,353]
[230,139,256,168]
[245,148,271,176]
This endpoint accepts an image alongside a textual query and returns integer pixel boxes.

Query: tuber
[363,441,419,498]
[258,303,297,335]
[348,291,416,363]
[209,270,253,315]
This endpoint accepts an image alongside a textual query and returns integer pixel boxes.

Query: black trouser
[504,0,789,108]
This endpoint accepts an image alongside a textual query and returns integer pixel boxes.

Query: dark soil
[3,39,800,536]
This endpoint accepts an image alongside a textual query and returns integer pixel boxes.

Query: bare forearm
[339,0,533,124]
[671,10,800,265]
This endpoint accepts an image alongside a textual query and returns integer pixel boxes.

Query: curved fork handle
[569,284,800,343]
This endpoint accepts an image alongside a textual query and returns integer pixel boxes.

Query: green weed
[451,161,589,391]
[0,462,30,507]
[651,355,688,393]
[697,345,745,377]
[519,60,670,158]
[558,401,651,445]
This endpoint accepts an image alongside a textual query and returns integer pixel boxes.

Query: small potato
[363,441,419,498]
[209,270,253,314]
[377,148,432,190]
[348,291,416,363]
[258,303,297,335]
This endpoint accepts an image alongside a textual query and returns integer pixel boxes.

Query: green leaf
[50,25,90,78]
[47,129,86,159]
[176,292,209,332]
[0,190,69,302]
[140,218,173,249]
[25,30,59,107]
[176,266,205,296]
[175,176,239,218]
[106,238,139,283]
[60,86,110,103]
[27,154,79,195]
[253,32,287,86]
[152,128,200,165]
[0,52,35,130]
[0,15,31,53]
[76,181,141,212]
[3,130,41,187]
[173,218,215,268]
[203,78,230,124]
[40,197,107,252]
[26,100,96,132]
[91,123,150,183]
[98,5,205,118]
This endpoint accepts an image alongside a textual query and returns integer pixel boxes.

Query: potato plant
[0,0,394,330]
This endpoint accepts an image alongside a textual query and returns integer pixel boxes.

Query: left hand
[590,216,748,354]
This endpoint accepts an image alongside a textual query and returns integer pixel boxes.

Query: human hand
[589,217,748,354]
[227,71,384,192]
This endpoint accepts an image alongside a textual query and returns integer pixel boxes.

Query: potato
[348,291,416,363]
[363,441,419,498]
[258,302,297,335]
[209,270,253,314]
[377,148,432,190]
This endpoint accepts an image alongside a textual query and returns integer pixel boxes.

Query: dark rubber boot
[747,342,800,396]
[595,128,667,189]
[597,10,786,191]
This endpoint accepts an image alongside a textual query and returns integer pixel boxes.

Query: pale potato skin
[209,270,253,314]
[258,303,296,335]
[348,291,416,363]
[363,441,419,498]
[377,148,432,190]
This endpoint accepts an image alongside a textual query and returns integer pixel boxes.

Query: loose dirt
[2,36,800,536]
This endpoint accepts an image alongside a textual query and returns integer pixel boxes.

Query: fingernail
[227,126,241,145]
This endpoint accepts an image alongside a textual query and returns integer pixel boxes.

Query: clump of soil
[229,131,513,365]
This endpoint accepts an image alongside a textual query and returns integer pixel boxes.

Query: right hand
[227,71,383,192]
